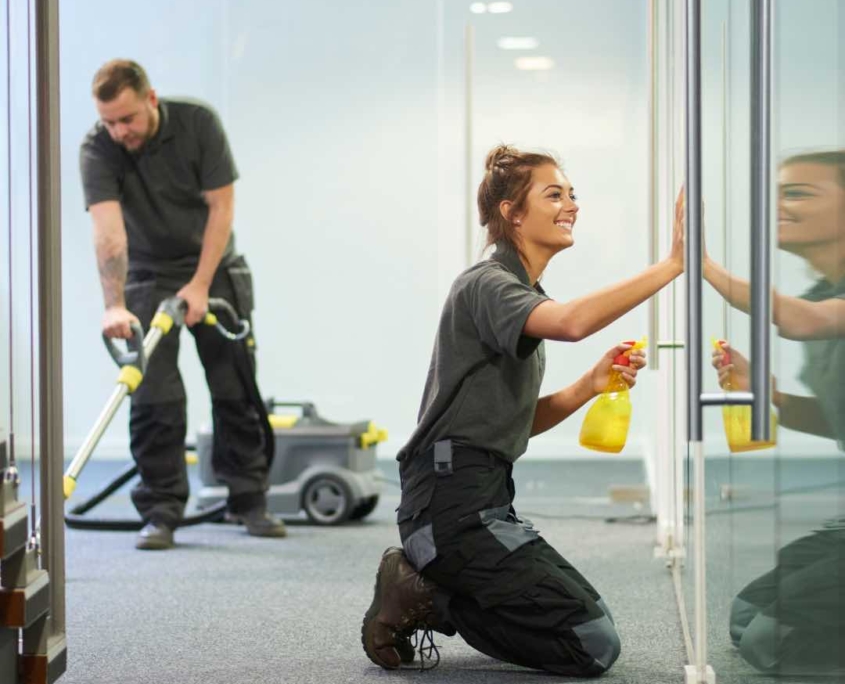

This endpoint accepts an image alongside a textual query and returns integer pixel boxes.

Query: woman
[362,145,684,675]
[708,150,845,675]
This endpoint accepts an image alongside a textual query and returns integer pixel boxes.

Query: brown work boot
[361,547,442,669]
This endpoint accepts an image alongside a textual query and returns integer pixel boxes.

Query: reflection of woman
[707,151,845,675]
[361,145,685,675]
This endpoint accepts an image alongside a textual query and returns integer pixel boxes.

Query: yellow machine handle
[117,365,144,393]
[150,310,175,334]
[63,475,77,500]
[359,422,388,449]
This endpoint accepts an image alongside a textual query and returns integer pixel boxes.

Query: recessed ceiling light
[488,2,514,13]
[469,2,487,13]
[497,37,539,50]
[515,56,555,71]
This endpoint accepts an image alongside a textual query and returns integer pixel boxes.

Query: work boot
[228,507,288,538]
[135,521,174,550]
[361,547,449,669]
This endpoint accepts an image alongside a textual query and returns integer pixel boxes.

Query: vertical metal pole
[669,0,685,553]
[721,22,729,339]
[686,0,703,445]
[692,441,707,679]
[464,23,474,267]
[750,0,773,441]
[684,0,709,680]
[36,0,65,637]
[647,0,660,371]
[650,0,674,555]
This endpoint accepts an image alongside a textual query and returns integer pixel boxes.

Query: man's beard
[121,110,156,151]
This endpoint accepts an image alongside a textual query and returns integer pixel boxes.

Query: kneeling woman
[362,145,684,676]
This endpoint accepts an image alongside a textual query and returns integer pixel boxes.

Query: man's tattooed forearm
[99,252,127,307]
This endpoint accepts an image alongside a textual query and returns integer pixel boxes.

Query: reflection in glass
[705,151,845,676]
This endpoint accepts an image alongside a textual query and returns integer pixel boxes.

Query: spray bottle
[579,338,646,453]
[712,338,777,452]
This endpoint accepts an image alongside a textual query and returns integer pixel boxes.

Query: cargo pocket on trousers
[396,477,434,525]
[397,475,436,571]
[226,256,255,318]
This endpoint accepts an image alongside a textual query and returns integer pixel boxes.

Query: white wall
[222,0,445,459]
[57,0,231,459]
[5,0,659,461]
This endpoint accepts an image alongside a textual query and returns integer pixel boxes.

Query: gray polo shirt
[799,277,845,448]
[80,97,238,278]
[398,243,550,464]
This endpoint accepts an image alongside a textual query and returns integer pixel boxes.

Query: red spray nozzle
[712,338,731,366]
[614,340,638,366]
[719,339,731,366]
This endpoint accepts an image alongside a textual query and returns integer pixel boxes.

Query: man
[80,59,286,550]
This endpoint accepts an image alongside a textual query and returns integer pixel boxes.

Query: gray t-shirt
[80,97,239,277]
[397,243,550,464]
[798,277,845,448]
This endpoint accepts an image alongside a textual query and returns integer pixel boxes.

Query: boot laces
[396,604,440,671]
[410,625,440,671]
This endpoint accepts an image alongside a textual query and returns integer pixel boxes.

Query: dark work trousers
[729,530,845,675]
[124,257,268,529]
[397,444,620,676]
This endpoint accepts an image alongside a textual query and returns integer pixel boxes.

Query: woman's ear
[499,200,522,225]
[499,199,512,222]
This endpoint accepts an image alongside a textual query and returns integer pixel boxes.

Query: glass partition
[687,0,845,681]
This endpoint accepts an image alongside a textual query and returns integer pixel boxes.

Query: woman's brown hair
[477,144,559,254]
[781,150,845,189]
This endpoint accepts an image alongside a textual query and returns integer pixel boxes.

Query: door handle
[687,0,773,441]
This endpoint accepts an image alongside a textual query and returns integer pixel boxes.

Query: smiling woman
[705,151,845,341]
[360,144,686,676]
[480,147,578,260]
[777,151,845,253]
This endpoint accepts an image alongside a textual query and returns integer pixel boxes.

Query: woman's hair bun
[484,144,517,173]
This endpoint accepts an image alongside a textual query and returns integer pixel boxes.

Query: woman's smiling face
[778,162,845,253]
[513,164,580,254]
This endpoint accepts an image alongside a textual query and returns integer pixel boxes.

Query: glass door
[697,2,778,682]
[676,0,845,681]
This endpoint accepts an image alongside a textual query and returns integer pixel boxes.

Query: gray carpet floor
[55,458,691,684]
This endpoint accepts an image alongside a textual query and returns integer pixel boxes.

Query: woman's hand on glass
[668,186,685,272]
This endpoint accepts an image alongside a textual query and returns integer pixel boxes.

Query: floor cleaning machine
[63,296,385,530]
[196,400,385,525]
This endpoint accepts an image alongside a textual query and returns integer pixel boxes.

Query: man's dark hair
[91,59,150,102]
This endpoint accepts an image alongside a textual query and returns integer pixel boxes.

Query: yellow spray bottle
[579,337,647,453]
[712,338,777,452]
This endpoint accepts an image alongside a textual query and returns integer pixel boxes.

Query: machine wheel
[349,495,380,520]
[302,474,354,525]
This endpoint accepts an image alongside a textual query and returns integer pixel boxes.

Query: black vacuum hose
[64,461,227,531]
